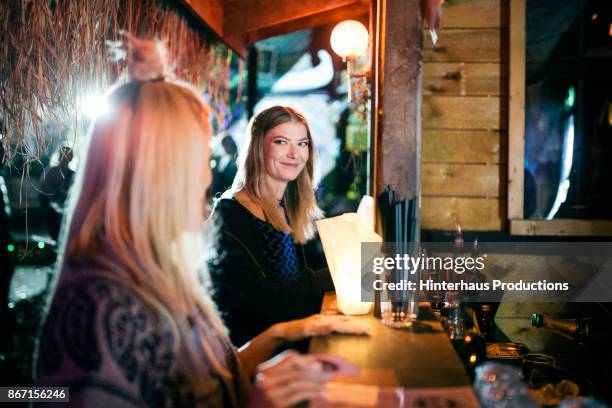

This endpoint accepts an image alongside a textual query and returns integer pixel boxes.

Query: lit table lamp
[316,197,381,315]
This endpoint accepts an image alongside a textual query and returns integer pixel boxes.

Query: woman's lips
[280,162,300,168]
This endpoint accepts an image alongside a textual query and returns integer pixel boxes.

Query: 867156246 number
[0,387,69,402]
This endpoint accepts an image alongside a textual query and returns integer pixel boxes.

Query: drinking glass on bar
[380,247,419,329]
[421,267,443,313]
[475,362,534,408]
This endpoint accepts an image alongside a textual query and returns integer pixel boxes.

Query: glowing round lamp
[330,20,369,60]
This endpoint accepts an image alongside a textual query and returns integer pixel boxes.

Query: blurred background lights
[565,86,575,110]
[81,92,109,119]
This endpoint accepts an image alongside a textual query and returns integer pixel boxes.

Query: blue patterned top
[254,217,299,282]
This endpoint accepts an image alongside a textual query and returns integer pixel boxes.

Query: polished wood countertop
[309,293,472,388]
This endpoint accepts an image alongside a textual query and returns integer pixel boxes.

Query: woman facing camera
[35,39,358,408]
[209,106,334,347]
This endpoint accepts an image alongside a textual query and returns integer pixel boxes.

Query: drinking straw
[395,201,400,244]
[403,199,409,243]
[378,187,388,241]
[410,198,414,240]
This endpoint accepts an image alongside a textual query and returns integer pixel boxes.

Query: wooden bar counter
[309,293,472,388]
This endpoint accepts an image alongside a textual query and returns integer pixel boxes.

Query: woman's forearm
[236,323,286,377]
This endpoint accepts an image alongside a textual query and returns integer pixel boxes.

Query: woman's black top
[207,197,334,347]
[253,216,299,282]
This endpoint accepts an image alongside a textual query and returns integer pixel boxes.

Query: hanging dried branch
[0,0,241,166]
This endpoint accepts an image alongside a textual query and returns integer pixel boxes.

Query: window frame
[507,0,612,236]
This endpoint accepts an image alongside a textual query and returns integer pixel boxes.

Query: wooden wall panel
[420,0,508,231]
[423,63,506,96]
[441,0,507,29]
[422,96,505,130]
[422,130,505,164]
[423,29,506,63]
[421,163,504,197]
[421,197,506,231]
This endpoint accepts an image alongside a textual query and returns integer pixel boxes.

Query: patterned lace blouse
[35,268,250,407]
[253,215,299,283]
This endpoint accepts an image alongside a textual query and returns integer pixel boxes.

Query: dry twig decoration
[0,0,240,166]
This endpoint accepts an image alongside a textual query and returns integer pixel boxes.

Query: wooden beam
[243,4,369,44]
[179,0,247,57]
[510,219,612,236]
[223,0,368,37]
[221,34,248,57]
[181,0,223,35]
[507,0,525,220]
[371,0,422,236]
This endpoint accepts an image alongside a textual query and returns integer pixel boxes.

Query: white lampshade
[330,20,369,60]
[316,198,381,316]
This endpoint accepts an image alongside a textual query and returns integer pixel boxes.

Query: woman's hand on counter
[251,350,358,408]
[238,314,368,377]
[271,314,370,342]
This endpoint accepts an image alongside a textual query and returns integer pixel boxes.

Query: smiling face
[263,121,310,195]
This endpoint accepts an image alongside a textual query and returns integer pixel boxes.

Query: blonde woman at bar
[34,38,358,408]
[209,106,335,347]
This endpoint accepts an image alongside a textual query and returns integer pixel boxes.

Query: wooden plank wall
[421,0,508,231]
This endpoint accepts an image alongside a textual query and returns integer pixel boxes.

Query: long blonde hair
[225,106,322,243]
[59,39,233,389]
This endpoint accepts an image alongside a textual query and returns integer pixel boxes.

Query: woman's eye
[298,141,309,147]
[274,140,287,145]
